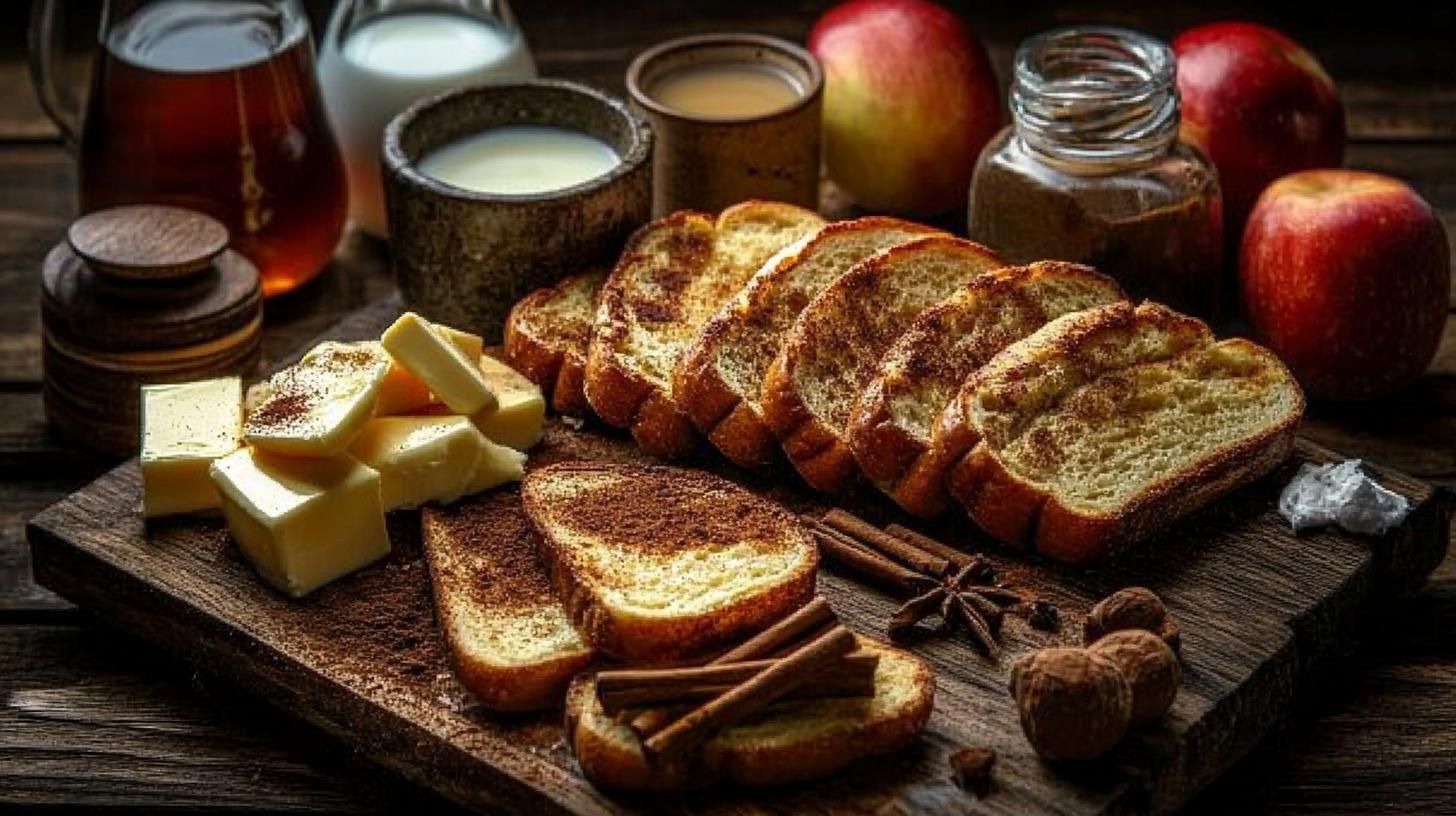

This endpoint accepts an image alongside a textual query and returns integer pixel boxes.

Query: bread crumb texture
[524,464,815,616]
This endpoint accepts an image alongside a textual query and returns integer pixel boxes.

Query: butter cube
[349,416,488,510]
[372,343,435,416]
[372,326,480,416]
[209,448,390,598]
[375,328,482,416]
[140,377,243,517]
[381,313,496,415]
[438,325,484,363]
[465,434,527,494]
[472,355,545,451]
[245,341,390,457]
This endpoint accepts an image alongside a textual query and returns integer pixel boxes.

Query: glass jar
[32,0,347,298]
[318,0,538,238]
[968,27,1223,319]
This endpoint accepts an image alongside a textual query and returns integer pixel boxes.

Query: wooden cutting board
[26,300,1451,815]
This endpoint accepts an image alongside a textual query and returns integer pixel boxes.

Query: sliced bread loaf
[847,262,1125,517]
[503,270,605,417]
[520,462,819,662]
[936,301,1304,564]
[673,217,942,470]
[564,636,934,791]
[421,489,593,711]
[585,202,824,458]
[760,236,1003,493]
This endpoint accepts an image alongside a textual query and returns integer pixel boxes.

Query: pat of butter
[438,325,484,363]
[209,448,391,598]
[375,329,483,416]
[472,355,545,450]
[350,416,487,509]
[245,341,390,457]
[381,312,497,415]
[350,416,526,509]
[374,346,434,416]
[465,432,528,494]
[139,377,243,517]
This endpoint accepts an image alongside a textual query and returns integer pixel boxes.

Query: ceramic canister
[627,34,824,216]
[382,80,652,341]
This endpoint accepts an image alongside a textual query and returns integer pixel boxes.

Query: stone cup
[383,80,651,340]
[626,34,823,216]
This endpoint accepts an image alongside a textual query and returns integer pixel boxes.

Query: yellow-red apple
[1240,170,1449,400]
[1173,22,1346,237]
[808,0,1000,216]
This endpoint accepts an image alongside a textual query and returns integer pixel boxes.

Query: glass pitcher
[31,0,347,297]
[317,0,537,237]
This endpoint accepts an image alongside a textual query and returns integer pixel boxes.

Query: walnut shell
[1084,587,1180,654]
[1089,629,1181,724]
[1009,647,1131,761]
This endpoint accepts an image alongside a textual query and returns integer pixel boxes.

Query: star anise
[806,510,1061,660]
[888,558,1025,656]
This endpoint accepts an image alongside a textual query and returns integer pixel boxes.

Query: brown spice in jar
[969,154,1223,320]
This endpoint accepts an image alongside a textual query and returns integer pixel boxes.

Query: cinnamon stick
[885,523,975,571]
[624,597,836,737]
[643,624,858,764]
[820,509,951,577]
[598,654,878,715]
[715,596,835,663]
[810,528,930,594]
[597,652,879,696]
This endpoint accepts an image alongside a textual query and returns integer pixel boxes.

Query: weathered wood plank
[0,144,73,384]
[1185,578,1456,814]
[0,481,81,614]
[24,304,1450,816]
[0,623,464,813]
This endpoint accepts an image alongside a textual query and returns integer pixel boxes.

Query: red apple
[1174,22,1346,236]
[809,0,1000,216]
[1241,169,1449,401]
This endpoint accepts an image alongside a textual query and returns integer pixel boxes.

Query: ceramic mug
[382,80,652,340]
[627,34,823,216]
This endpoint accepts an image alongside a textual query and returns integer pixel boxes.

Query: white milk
[318,11,537,236]
[418,126,620,195]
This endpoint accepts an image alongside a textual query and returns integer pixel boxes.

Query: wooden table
[3,2,1453,812]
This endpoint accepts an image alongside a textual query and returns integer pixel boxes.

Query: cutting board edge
[24,473,617,816]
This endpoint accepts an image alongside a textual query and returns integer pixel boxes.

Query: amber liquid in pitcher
[79,1,346,297]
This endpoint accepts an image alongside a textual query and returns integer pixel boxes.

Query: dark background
[2,1,1455,814]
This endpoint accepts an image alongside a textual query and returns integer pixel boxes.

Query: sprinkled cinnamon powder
[244,341,390,437]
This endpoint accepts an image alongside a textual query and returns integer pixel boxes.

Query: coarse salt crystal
[1278,459,1410,536]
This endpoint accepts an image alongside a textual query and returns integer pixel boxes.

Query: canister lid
[42,212,261,353]
[40,204,264,455]
[67,205,230,280]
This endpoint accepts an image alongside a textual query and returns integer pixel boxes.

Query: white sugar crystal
[1278,459,1410,536]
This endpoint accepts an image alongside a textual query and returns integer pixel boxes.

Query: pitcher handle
[28,0,82,152]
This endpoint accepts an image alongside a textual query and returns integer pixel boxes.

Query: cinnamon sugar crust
[521,462,818,661]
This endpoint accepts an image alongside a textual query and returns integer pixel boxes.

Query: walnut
[1083,586,1181,654]
[1089,629,1181,724]
[1008,647,1131,761]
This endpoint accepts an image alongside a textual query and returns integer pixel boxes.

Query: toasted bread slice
[937,301,1304,564]
[847,262,1126,517]
[564,637,934,791]
[421,489,593,711]
[520,462,818,662]
[760,236,1004,493]
[585,202,825,458]
[503,269,605,418]
[674,217,943,470]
